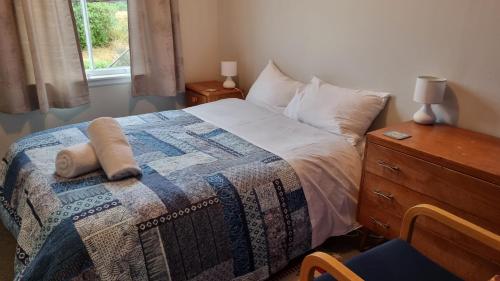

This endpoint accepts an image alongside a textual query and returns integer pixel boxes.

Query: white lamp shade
[221,61,237,77]
[413,76,447,104]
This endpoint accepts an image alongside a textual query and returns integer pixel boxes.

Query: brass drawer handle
[373,190,394,201]
[369,216,390,230]
[377,160,400,172]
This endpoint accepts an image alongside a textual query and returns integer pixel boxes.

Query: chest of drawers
[185,81,244,107]
[358,122,500,280]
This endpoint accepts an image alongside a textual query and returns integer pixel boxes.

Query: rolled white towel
[55,143,100,178]
[87,117,141,180]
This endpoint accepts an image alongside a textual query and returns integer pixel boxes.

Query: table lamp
[221,61,237,89]
[413,76,447,125]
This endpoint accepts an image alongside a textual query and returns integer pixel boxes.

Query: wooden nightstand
[185,81,244,107]
[358,122,500,280]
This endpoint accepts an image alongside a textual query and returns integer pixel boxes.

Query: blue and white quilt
[0,110,312,280]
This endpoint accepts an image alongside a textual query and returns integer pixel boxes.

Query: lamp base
[223,76,236,89]
[413,104,436,125]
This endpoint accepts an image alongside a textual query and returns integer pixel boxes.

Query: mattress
[0,99,362,280]
[186,99,362,246]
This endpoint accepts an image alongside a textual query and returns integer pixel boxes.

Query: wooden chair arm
[299,252,364,281]
[400,204,500,252]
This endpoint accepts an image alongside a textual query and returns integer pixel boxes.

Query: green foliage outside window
[73,1,127,49]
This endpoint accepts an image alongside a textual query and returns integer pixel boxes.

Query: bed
[0,98,362,280]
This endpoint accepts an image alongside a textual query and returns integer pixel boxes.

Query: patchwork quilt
[0,110,312,281]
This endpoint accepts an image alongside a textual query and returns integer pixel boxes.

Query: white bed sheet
[184,98,362,247]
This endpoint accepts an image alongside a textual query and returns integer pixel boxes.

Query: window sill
[87,73,131,88]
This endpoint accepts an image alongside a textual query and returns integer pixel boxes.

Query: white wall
[0,0,220,155]
[181,0,220,82]
[218,0,500,136]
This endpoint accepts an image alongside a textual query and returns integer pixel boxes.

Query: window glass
[72,0,130,74]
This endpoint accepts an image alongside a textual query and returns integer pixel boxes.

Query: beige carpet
[270,233,361,281]
[0,223,360,281]
[0,223,15,281]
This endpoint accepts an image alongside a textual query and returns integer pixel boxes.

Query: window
[72,0,130,81]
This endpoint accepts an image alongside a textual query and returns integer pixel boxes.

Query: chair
[299,204,500,281]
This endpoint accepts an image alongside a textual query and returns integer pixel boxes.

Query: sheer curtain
[128,0,185,97]
[0,0,89,114]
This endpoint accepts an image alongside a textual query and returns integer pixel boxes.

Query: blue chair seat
[315,239,463,281]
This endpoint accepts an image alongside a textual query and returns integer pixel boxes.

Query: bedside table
[358,122,500,280]
[185,81,244,107]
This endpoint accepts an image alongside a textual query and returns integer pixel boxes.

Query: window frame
[77,0,131,85]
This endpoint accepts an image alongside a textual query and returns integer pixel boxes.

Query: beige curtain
[0,0,89,114]
[128,0,185,97]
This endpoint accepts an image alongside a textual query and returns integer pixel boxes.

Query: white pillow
[293,77,390,145]
[246,60,304,113]
[283,88,304,120]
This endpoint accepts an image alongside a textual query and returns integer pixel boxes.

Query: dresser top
[367,121,500,185]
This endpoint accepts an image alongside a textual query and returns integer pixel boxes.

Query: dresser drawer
[206,92,242,102]
[360,172,417,218]
[360,172,498,231]
[358,203,401,238]
[186,91,208,106]
[365,143,500,227]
